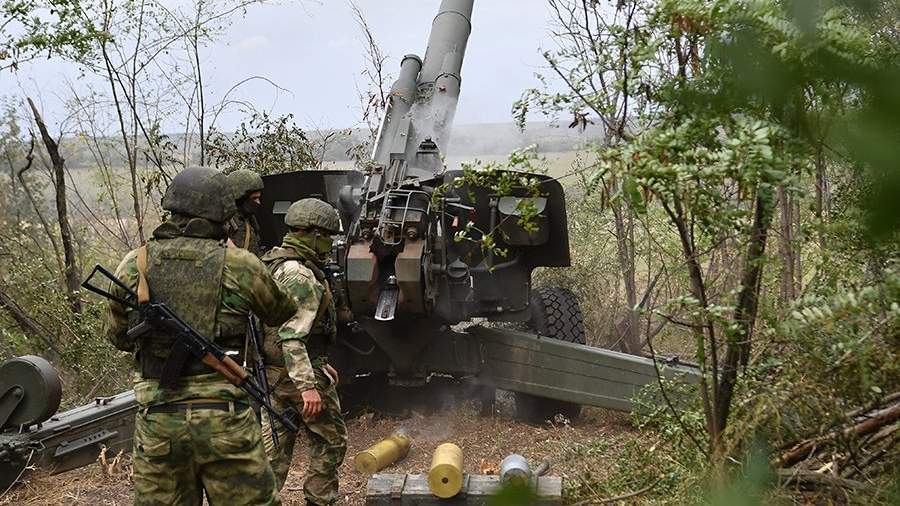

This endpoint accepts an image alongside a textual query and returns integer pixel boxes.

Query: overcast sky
[2,0,560,132]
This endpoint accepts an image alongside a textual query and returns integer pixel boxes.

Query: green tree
[0,0,102,71]
[205,111,317,174]
[519,0,899,458]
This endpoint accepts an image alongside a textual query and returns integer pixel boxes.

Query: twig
[778,403,900,468]
[0,449,34,498]
[844,426,898,479]
[777,469,868,491]
[646,335,709,459]
[569,479,660,505]
[845,391,900,420]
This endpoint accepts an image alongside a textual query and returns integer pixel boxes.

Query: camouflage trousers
[262,366,348,505]
[132,402,280,506]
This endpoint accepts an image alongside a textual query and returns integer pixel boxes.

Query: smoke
[410,91,460,158]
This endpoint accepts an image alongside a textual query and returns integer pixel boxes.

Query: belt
[144,401,249,415]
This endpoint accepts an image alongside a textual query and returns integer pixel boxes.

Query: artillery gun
[257,0,698,420]
[0,356,137,491]
[0,0,697,491]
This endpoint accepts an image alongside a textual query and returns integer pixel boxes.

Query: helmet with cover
[284,198,341,233]
[227,169,264,201]
[161,167,236,223]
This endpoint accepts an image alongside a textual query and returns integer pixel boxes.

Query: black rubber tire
[514,287,585,424]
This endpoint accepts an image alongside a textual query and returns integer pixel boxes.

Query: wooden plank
[366,474,562,505]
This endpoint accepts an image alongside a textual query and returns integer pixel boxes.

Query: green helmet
[285,198,341,233]
[227,169,264,201]
[162,167,236,222]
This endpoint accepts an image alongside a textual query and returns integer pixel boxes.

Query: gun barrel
[373,54,423,166]
[420,0,473,94]
[416,0,473,156]
[370,0,474,180]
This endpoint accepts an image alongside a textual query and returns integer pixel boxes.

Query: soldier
[260,198,349,505]
[103,167,298,506]
[226,169,265,255]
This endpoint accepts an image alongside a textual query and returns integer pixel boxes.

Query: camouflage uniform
[261,199,348,505]
[226,169,265,256]
[227,212,262,255]
[104,168,297,506]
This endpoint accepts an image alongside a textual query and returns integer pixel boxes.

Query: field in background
[321,150,595,184]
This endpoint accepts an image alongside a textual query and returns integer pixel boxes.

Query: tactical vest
[228,214,261,256]
[128,236,247,379]
[262,250,335,367]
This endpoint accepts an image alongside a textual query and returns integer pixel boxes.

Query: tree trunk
[101,39,144,246]
[715,184,775,438]
[131,0,147,244]
[815,143,827,249]
[664,196,717,451]
[0,284,61,359]
[15,138,64,275]
[793,195,802,294]
[612,198,641,354]
[778,187,796,302]
[27,97,82,313]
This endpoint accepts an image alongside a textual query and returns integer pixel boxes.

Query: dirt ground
[1,396,639,505]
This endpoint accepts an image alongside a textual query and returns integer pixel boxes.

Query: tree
[27,97,82,312]
[0,0,102,71]
[520,0,900,457]
[205,111,317,174]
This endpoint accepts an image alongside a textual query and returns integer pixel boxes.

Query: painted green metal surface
[470,326,701,413]
[0,389,137,491]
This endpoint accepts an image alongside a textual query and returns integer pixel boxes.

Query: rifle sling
[136,245,150,304]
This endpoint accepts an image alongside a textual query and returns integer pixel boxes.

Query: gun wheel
[514,287,585,424]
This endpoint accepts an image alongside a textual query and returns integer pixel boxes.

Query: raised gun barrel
[370,0,473,188]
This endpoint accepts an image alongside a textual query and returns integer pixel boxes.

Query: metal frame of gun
[247,315,280,448]
[81,264,299,434]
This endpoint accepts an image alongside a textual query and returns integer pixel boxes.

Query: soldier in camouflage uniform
[104,167,297,506]
[226,169,264,256]
[260,198,349,505]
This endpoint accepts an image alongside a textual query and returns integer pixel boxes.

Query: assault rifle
[247,315,280,448]
[81,264,299,434]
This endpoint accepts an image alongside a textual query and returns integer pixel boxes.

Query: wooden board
[365,473,562,505]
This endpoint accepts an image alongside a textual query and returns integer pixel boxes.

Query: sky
[1,0,561,132]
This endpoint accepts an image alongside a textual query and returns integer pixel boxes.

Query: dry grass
[1,397,640,505]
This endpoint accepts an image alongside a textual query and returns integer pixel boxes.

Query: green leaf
[623,175,646,214]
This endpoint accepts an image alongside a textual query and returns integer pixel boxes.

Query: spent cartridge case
[499,453,532,487]
[354,428,411,475]
[428,442,464,498]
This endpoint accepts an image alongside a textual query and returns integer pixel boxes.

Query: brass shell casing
[428,442,464,498]
[354,429,411,475]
